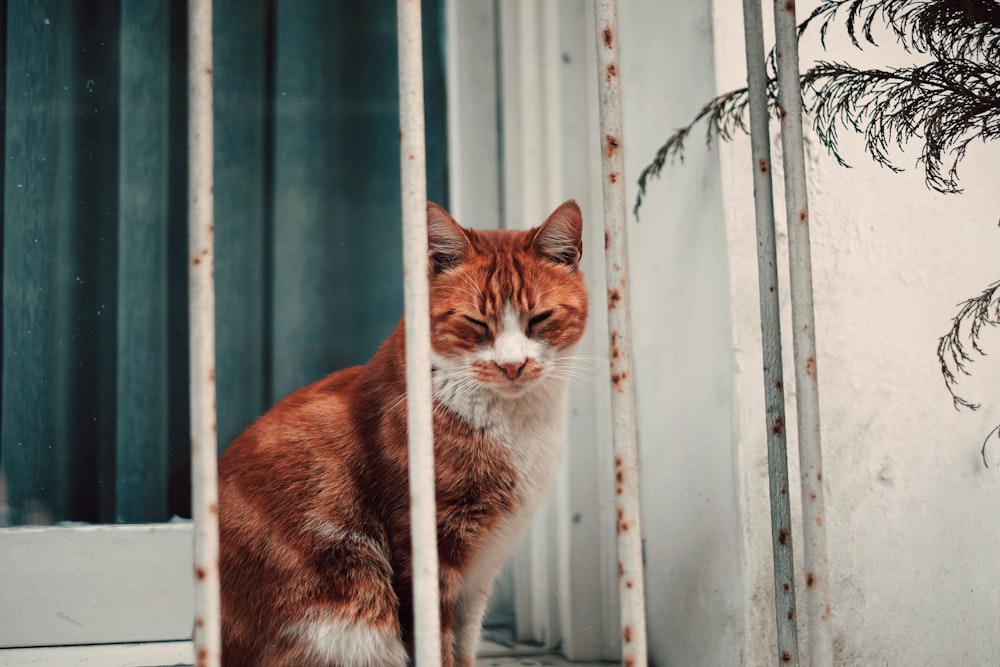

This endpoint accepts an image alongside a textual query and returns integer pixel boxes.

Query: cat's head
[427,200,588,400]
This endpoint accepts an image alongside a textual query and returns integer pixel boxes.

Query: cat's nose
[498,361,525,379]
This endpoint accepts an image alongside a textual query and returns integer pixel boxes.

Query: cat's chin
[485,377,541,399]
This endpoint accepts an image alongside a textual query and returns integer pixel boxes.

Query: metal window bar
[187,0,221,666]
[397,3,443,667]
[771,0,834,665]
[592,2,649,667]
[740,0,801,663]
[178,0,654,663]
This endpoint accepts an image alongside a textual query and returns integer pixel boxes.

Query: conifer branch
[634,0,1000,451]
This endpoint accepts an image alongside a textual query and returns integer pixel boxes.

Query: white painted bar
[397,1,442,666]
[771,1,833,665]
[591,2,648,666]
[740,0,801,662]
[187,0,221,665]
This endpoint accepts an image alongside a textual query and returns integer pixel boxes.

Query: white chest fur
[441,374,570,663]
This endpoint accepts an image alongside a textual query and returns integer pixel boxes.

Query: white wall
[617,0,746,664]
[708,0,1000,664]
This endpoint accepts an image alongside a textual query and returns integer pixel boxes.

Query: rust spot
[623,626,632,643]
[781,650,792,663]
[778,527,789,546]
[204,66,213,78]
[602,27,614,48]
[822,602,831,619]
[611,344,620,359]
[806,572,816,588]
[619,561,625,577]
[783,583,790,592]
[805,356,816,377]
[780,486,788,496]
[758,158,768,173]
[615,456,623,467]
[609,289,622,308]
[192,256,201,266]
[772,416,784,435]
[611,372,627,390]
[616,470,624,484]
[799,209,808,224]
[784,0,795,11]
[815,515,823,526]
[626,579,634,588]
[195,617,205,628]
[408,154,415,161]
[617,507,624,521]
[196,567,207,580]
[769,285,775,292]
[775,379,783,391]
[604,232,610,250]
[809,492,817,500]
[605,134,620,158]
[787,609,794,620]
[605,62,618,83]
[616,486,623,494]
[624,659,635,667]
[197,648,208,667]
[779,106,788,119]
[609,171,619,184]
[208,367,215,383]
[817,471,823,481]
[209,502,218,515]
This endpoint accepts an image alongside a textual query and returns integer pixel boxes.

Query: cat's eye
[528,310,553,332]
[463,315,489,331]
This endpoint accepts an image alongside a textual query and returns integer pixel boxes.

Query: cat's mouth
[478,360,544,397]
[489,377,534,397]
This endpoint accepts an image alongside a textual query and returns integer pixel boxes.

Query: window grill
[182,1,833,665]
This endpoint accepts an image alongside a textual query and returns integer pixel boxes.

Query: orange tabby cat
[218,200,588,667]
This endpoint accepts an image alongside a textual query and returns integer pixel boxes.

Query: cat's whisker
[433,284,482,303]
[456,271,485,301]
[554,354,608,367]
[545,369,600,387]
[550,360,604,376]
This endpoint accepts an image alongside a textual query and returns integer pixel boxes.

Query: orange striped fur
[218,201,588,666]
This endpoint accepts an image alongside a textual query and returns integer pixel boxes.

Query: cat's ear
[533,199,583,268]
[427,202,471,274]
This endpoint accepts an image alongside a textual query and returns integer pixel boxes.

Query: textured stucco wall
[707,0,1000,663]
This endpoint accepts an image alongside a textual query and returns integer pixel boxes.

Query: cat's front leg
[452,582,493,667]
[435,566,464,667]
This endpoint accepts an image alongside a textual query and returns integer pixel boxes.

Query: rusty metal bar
[772,1,834,665]
[741,0,801,662]
[592,2,648,666]
[187,0,220,665]
[397,1,442,666]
